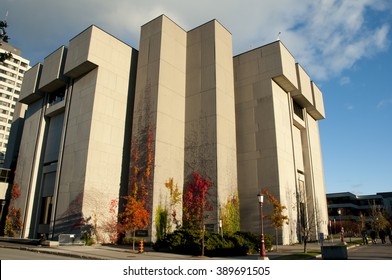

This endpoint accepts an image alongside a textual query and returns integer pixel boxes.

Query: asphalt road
[348,243,392,260]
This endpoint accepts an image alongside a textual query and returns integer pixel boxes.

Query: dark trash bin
[321,245,348,260]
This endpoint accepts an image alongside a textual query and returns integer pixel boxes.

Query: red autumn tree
[119,123,154,249]
[102,198,120,244]
[262,188,289,252]
[4,183,22,237]
[129,124,153,205]
[119,193,150,251]
[183,172,213,231]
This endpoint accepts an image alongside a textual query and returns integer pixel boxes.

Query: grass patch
[346,239,363,246]
[273,251,320,260]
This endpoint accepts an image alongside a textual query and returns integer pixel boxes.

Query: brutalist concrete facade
[13,26,137,241]
[9,15,327,244]
[234,43,328,244]
[131,16,238,239]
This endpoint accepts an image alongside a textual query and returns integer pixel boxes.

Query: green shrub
[155,205,168,241]
[154,229,202,255]
[231,231,258,253]
[263,233,274,251]
[221,195,240,234]
[153,229,273,257]
[84,237,96,246]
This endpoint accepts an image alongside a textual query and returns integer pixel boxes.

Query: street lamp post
[0,200,5,223]
[337,209,345,243]
[257,192,268,260]
[219,219,223,238]
[329,220,334,244]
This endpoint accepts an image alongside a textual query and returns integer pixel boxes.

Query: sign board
[135,230,148,237]
[205,224,215,232]
[319,232,325,246]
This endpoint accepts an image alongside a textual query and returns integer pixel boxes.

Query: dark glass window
[293,100,304,120]
[39,197,53,224]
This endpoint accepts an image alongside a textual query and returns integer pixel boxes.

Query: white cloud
[3,0,391,82]
[377,98,392,109]
[339,76,351,85]
[346,104,355,111]
[282,0,391,80]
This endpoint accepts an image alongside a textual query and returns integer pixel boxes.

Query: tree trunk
[275,229,278,252]
[201,224,205,256]
[133,230,136,252]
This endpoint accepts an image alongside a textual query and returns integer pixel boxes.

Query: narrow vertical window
[293,100,304,120]
[39,197,53,224]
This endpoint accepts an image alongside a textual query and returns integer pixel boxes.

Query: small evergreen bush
[153,228,273,257]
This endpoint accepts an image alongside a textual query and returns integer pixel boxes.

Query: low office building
[327,192,392,233]
[6,15,327,244]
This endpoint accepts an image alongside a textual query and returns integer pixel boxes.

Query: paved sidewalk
[0,238,359,260]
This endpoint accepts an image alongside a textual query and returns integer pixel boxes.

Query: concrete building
[327,192,392,232]
[234,42,328,244]
[133,17,238,239]
[8,26,137,241]
[5,15,327,244]
[0,43,29,232]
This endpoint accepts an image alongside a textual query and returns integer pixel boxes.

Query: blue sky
[320,49,392,195]
[2,0,392,195]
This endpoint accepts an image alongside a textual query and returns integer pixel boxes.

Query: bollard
[138,240,144,253]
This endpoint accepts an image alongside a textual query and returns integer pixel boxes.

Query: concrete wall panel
[19,64,43,105]
[292,63,313,107]
[39,46,68,92]
[311,82,325,119]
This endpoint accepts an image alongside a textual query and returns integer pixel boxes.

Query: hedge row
[153,229,273,257]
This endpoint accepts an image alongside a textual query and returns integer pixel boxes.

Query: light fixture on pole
[219,219,223,238]
[0,200,5,223]
[257,192,268,260]
[337,209,344,243]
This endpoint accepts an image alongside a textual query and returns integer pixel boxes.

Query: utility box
[58,234,84,246]
[321,246,348,260]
